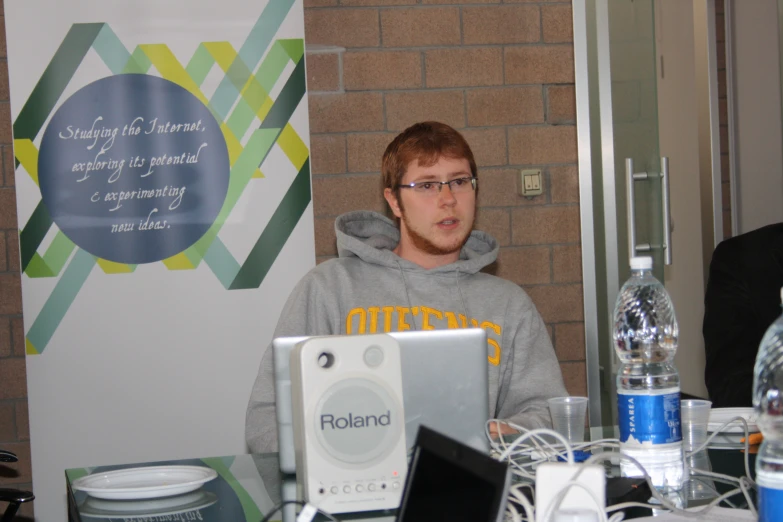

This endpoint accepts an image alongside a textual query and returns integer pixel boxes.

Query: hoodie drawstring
[395,260,421,330]
[455,268,471,323]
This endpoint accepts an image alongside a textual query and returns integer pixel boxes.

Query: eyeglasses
[397,176,477,196]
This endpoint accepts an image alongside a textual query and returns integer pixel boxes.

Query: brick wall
[0,0,584,510]
[0,0,33,518]
[304,0,585,395]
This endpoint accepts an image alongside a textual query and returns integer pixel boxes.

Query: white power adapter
[535,462,606,522]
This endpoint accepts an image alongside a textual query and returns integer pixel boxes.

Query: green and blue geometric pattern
[16,0,312,354]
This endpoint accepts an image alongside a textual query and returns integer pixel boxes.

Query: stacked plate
[72,465,218,500]
[707,407,759,448]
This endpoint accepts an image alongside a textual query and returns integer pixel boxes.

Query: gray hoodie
[246,210,568,453]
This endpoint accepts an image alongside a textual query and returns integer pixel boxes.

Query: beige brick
[310,134,346,175]
[0,60,8,102]
[425,48,503,88]
[511,205,580,245]
[0,273,21,315]
[11,317,23,356]
[722,180,731,210]
[0,187,15,228]
[315,217,337,256]
[547,85,575,124]
[525,284,584,323]
[0,357,25,399]
[0,442,31,486]
[719,97,727,128]
[505,0,570,3]
[553,244,582,283]
[495,247,550,285]
[385,90,465,131]
[715,13,725,43]
[542,4,573,43]
[474,208,510,246]
[342,0,415,6]
[313,175,386,216]
[554,322,585,362]
[477,168,545,207]
[309,93,384,133]
[7,229,18,272]
[15,400,28,441]
[305,9,380,48]
[720,124,728,154]
[550,165,579,204]
[0,104,11,146]
[3,145,14,187]
[347,133,396,173]
[0,230,5,272]
[344,51,422,90]
[306,53,340,92]
[381,7,461,47]
[305,0,338,7]
[718,69,726,98]
[717,40,725,69]
[461,127,507,167]
[0,316,8,357]
[505,46,574,85]
[560,361,587,396]
[508,126,577,165]
[466,87,544,127]
[463,6,540,45]
[0,18,5,60]
[0,401,13,440]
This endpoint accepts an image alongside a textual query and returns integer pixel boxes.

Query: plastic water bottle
[613,256,684,491]
[753,287,783,522]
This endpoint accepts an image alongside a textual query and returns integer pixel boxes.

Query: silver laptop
[273,329,490,474]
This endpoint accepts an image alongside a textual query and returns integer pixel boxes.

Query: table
[65,443,757,521]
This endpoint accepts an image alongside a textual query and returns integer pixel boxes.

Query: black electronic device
[395,425,511,522]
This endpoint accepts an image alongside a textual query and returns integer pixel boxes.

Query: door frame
[573,0,724,426]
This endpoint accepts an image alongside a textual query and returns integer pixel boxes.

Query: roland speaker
[290,334,408,514]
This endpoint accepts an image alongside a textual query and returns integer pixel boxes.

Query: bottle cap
[630,256,653,270]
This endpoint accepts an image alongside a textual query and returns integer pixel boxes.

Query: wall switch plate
[518,169,543,197]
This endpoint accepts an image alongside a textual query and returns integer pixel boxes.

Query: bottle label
[617,390,682,445]
[759,485,783,522]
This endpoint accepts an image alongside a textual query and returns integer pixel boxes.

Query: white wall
[732,0,783,234]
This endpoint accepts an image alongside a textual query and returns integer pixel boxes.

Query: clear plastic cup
[548,396,589,443]
[680,399,712,452]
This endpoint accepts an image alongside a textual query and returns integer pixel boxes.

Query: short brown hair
[381,122,477,195]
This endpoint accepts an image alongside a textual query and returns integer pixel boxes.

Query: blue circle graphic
[38,74,230,264]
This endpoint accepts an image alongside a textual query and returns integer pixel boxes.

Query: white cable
[537,480,609,522]
[508,483,536,522]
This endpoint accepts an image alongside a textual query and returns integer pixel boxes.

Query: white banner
[5,1,313,518]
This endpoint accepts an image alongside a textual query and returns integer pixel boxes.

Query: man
[703,222,783,407]
[246,121,568,453]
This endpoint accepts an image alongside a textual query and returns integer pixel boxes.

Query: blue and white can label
[618,389,682,444]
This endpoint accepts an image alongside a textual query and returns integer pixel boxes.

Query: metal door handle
[661,157,672,265]
[625,157,673,265]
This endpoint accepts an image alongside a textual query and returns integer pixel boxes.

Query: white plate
[72,465,218,500]
[79,490,218,518]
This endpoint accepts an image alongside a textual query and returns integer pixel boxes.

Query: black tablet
[395,425,511,522]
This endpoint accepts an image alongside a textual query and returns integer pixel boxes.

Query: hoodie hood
[335,210,498,274]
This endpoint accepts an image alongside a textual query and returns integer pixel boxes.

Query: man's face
[384,155,476,266]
